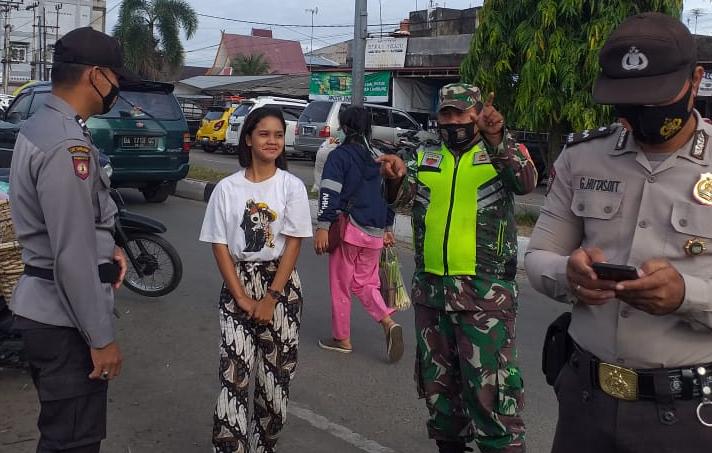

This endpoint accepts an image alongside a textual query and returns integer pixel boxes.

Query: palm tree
[113,0,198,80]
[231,54,271,76]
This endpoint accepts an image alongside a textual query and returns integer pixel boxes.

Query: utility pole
[54,3,62,44]
[0,1,22,94]
[36,6,59,81]
[305,6,318,72]
[690,9,705,35]
[26,2,39,81]
[352,0,367,106]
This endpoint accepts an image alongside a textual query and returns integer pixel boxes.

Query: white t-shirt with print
[199,169,313,261]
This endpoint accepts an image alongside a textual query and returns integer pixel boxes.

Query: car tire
[141,184,171,203]
[225,145,238,155]
[203,144,216,153]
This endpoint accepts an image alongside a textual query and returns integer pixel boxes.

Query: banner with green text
[309,71,391,103]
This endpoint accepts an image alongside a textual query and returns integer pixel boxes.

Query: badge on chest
[421,152,443,169]
[694,173,712,206]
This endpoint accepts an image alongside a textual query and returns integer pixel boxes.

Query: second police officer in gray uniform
[9,27,134,453]
[526,13,712,453]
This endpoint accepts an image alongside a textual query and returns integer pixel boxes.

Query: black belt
[574,344,712,401]
[24,263,120,285]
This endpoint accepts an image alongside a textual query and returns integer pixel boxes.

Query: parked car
[225,97,307,153]
[196,106,235,153]
[4,80,191,203]
[293,101,423,159]
[179,99,205,141]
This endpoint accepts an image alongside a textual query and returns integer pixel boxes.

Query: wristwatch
[266,288,281,300]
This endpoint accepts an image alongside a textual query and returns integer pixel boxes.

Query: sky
[104,0,712,68]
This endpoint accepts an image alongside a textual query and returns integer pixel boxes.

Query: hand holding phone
[592,262,639,282]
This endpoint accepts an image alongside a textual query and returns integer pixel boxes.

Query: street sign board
[365,37,408,69]
[309,71,391,103]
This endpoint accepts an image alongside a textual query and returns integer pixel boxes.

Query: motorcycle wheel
[122,232,183,297]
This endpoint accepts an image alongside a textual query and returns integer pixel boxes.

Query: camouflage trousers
[414,304,525,452]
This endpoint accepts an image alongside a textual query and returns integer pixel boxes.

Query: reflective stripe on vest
[417,142,497,276]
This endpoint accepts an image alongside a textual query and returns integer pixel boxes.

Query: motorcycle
[110,189,183,297]
[100,155,183,298]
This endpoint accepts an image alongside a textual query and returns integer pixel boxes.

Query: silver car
[294,101,423,159]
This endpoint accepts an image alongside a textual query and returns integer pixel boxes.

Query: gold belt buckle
[598,362,639,401]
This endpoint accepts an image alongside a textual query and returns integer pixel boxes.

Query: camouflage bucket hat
[438,83,481,112]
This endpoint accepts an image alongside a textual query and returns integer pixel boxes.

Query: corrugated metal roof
[179,75,281,90]
[305,55,340,67]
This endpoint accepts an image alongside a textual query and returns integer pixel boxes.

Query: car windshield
[232,103,253,118]
[299,101,332,123]
[101,91,183,120]
[204,109,226,121]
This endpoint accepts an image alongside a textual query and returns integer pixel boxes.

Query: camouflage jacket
[394,130,537,311]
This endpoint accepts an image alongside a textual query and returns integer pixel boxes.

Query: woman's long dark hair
[237,107,288,170]
[339,106,372,146]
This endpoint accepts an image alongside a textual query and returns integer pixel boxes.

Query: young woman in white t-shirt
[199,107,312,453]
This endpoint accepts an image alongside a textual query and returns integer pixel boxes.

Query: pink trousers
[328,226,395,340]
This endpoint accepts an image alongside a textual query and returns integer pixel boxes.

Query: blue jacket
[317,143,395,235]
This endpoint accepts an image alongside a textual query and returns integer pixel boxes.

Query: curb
[175,179,216,203]
[174,179,531,260]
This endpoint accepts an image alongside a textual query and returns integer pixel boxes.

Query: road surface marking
[289,401,397,453]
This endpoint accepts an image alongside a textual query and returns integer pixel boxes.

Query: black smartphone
[592,262,639,282]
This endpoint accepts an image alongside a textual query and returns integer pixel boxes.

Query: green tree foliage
[231,54,271,76]
[461,0,683,169]
[114,0,198,80]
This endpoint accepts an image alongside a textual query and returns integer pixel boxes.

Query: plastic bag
[379,247,411,311]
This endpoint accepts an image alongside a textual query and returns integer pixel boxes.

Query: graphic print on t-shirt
[241,199,278,252]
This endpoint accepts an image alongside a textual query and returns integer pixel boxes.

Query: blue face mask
[336,130,346,143]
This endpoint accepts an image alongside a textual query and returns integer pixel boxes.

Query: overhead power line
[196,12,401,29]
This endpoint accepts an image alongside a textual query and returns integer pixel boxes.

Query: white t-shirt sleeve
[282,175,313,238]
[199,183,229,244]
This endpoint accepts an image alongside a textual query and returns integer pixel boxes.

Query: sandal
[386,324,404,363]
[318,338,353,354]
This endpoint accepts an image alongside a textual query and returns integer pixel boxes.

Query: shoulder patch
[565,126,616,147]
[691,130,708,160]
[72,155,90,180]
[68,145,90,154]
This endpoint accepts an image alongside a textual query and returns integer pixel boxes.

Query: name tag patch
[422,152,443,169]
[577,176,623,193]
[473,150,491,165]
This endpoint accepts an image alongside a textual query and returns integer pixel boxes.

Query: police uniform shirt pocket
[570,190,623,220]
[570,189,624,248]
[664,201,712,259]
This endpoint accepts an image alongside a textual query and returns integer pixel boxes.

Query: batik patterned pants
[213,261,303,453]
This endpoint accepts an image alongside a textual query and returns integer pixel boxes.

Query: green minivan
[5,80,190,202]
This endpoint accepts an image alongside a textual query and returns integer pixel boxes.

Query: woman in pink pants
[314,106,403,363]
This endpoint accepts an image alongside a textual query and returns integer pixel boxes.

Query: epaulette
[565,126,617,147]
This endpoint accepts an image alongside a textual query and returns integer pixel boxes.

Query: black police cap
[593,12,697,105]
[53,27,139,82]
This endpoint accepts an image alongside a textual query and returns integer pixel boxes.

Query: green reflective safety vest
[414,142,502,276]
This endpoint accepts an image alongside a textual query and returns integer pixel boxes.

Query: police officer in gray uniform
[9,27,134,453]
[526,13,712,452]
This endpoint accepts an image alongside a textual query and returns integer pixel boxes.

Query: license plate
[302,126,316,135]
[122,136,157,148]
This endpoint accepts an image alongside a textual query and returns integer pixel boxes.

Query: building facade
[0,0,105,91]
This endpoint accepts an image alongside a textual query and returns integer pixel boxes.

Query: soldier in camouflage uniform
[379,83,537,453]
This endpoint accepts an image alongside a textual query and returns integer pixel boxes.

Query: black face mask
[91,70,120,115]
[614,86,694,145]
[438,122,477,152]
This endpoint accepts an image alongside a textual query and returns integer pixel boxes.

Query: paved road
[190,147,317,191]
[0,193,565,453]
